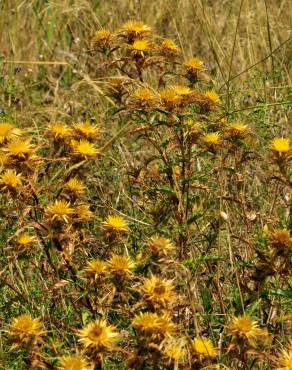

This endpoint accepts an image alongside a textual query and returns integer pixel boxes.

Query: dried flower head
[78,319,118,351]
[228,315,262,341]
[66,178,86,194]
[0,123,21,143]
[71,139,99,158]
[0,169,22,189]
[270,137,290,155]
[102,215,129,233]
[159,39,180,55]
[73,122,101,140]
[107,254,135,276]
[74,204,93,220]
[191,338,217,360]
[49,123,72,139]
[142,275,176,307]
[148,236,173,257]
[8,314,44,343]
[46,199,73,223]
[84,259,107,279]
[58,355,92,370]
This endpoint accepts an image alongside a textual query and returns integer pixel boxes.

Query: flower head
[93,28,111,48]
[184,58,205,76]
[66,178,86,194]
[141,275,176,307]
[17,233,37,247]
[269,228,292,255]
[133,88,158,107]
[102,215,129,233]
[49,123,72,139]
[160,88,181,109]
[119,21,152,40]
[5,139,33,159]
[72,140,99,158]
[191,338,217,360]
[46,199,73,223]
[204,90,220,105]
[0,123,21,143]
[228,315,262,341]
[74,204,93,220]
[58,355,92,370]
[203,132,221,146]
[270,137,290,155]
[148,236,173,257]
[276,341,292,370]
[73,122,101,140]
[129,39,151,57]
[107,254,135,276]
[159,39,180,55]
[78,319,118,350]
[226,122,250,138]
[8,314,44,343]
[0,169,22,189]
[163,338,186,362]
[132,312,176,338]
[84,259,107,279]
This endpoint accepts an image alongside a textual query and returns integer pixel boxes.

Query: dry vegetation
[0,1,291,369]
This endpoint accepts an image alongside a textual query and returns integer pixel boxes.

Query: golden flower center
[153,283,166,295]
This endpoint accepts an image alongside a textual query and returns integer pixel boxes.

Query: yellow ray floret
[72,139,99,158]
[227,315,262,341]
[276,341,292,370]
[160,39,180,55]
[119,21,152,38]
[203,132,221,145]
[191,337,217,360]
[107,254,135,275]
[184,58,205,74]
[66,178,85,194]
[0,169,22,188]
[270,137,290,154]
[8,314,44,342]
[57,355,92,370]
[142,275,176,307]
[102,215,129,233]
[0,123,21,143]
[84,259,107,278]
[17,233,36,246]
[148,236,173,256]
[49,123,72,138]
[73,122,101,139]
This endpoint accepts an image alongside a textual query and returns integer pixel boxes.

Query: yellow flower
[184,58,205,75]
[78,319,118,350]
[107,254,135,276]
[17,233,36,246]
[142,275,176,307]
[0,169,22,188]
[5,139,33,158]
[160,88,181,108]
[160,39,180,55]
[66,178,85,194]
[74,204,93,220]
[203,132,221,145]
[172,85,192,96]
[270,137,290,154]
[0,150,10,167]
[226,122,250,138]
[163,338,186,362]
[277,341,292,370]
[228,315,262,341]
[133,88,158,107]
[46,199,73,223]
[148,236,173,257]
[93,28,111,48]
[129,39,151,57]
[84,259,107,279]
[132,312,176,338]
[204,90,220,105]
[191,338,217,360]
[73,122,101,139]
[58,355,92,370]
[102,215,129,233]
[0,123,21,143]
[119,21,152,39]
[9,314,44,342]
[49,123,72,139]
[72,140,99,158]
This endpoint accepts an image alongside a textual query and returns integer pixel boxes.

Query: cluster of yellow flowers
[2,20,291,370]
